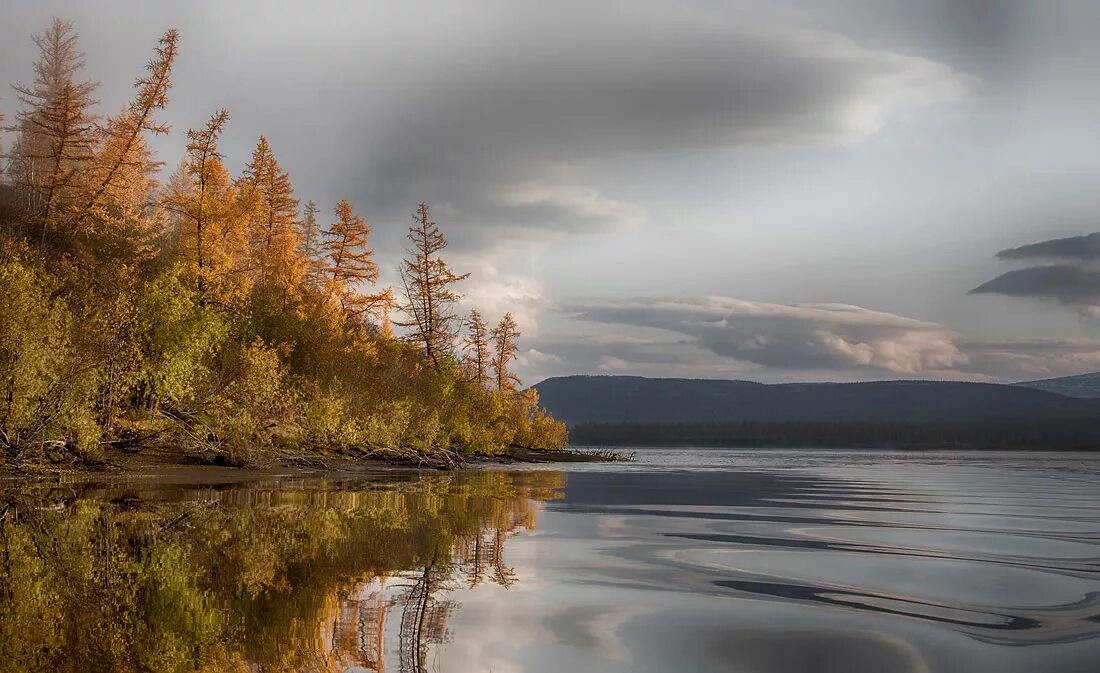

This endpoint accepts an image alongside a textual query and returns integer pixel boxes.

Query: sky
[3,0,1100,384]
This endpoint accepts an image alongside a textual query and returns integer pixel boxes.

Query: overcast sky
[4,0,1100,383]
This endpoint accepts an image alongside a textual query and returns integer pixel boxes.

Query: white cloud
[499,180,646,232]
[455,257,545,337]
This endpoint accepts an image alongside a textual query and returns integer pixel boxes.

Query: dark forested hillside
[535,375,1100,450]
[534,375,1100,425]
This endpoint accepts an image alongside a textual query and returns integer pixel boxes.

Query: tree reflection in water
[0,470,565,673]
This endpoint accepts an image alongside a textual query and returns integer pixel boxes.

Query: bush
[0,261,95,459]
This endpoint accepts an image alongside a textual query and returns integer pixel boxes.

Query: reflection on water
[0,471,563,673]
[3,450,1100,673]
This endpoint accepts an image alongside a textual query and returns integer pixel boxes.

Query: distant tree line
[571,419,1100,451]
[0,19,565,466]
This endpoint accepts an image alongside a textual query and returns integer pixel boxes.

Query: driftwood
[361,446,464,470]
[504,444,635,463]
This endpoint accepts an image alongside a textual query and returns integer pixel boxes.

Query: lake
[2,449,1099,672]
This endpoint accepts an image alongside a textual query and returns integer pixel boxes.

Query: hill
[1016,372,1100,399]
[533,375,1100,426]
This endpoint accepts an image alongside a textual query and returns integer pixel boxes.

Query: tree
[463,310,491,387]
[78,29,177,231]
[164,110,242,300]
[10,18,99,239]
[323,200,377,287]
[491,313,521,391]
[322,198,390,320]
[396,203,469,367]
[298,199,324,285]
[240,136,301,295]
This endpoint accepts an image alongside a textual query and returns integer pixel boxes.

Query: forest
[0,19,566,468]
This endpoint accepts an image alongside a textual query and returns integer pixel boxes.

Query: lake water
[2,449,1099,672]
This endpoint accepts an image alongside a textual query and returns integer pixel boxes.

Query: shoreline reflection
[0,471,565,673]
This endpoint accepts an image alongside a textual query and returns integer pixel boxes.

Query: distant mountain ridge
[1015,372,1100,399]
[533,375,1100,426]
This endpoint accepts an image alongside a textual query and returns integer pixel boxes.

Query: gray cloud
[495,181,646,234]
[519,334,759,383]
[971,265,1100,305]
[962,337,1100,380]
[996,232,1100,261]
[524,309,1100,383]
[350,5,967,248]
[559,297,968,374]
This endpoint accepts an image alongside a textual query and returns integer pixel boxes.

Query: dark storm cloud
[349,4,966,248]
[996,232,1100,261]
[971,265,1100,305]
[0,1,967,254]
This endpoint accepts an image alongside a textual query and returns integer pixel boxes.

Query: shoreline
[0,445,628,486]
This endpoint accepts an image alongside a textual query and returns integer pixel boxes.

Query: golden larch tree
[491,312,521,391]
[463,310,491,387]
[79,29,178,234]
[165,110,245,301]
[240,136,302,299]
[396,202,469,367]
[298,199,325,286]
[323,199,378,287]
[323,198,388,318]
[11,18,99,240]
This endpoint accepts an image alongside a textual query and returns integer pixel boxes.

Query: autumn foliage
[0,19,566,466]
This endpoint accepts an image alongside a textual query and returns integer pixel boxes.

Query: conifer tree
[323,199,378,287]
[298,199,324,285]
[11,18,99,239]
[396,203,469,367]
[463,310,491,387]
[79,29,177,230]
[375,288,396,337]
[165,110,242,300]
[491,312,521,391]
[240,136,301,296]
[323,198,387,318]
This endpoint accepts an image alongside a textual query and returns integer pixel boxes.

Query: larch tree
[11,18,99,240]
[323,199,377,286]
[374,288,396,337]
[323,199,388,318]
[298,199,324,285]
[79,29,178,233]
[165,109,242,300]
[463,310,491,387]
[396,202,469,367]
[490,312,521,391]
[240,136,301,298]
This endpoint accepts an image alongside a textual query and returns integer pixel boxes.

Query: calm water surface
[2,449,1099,672]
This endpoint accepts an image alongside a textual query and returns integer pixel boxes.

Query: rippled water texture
[2,450,1099,672]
